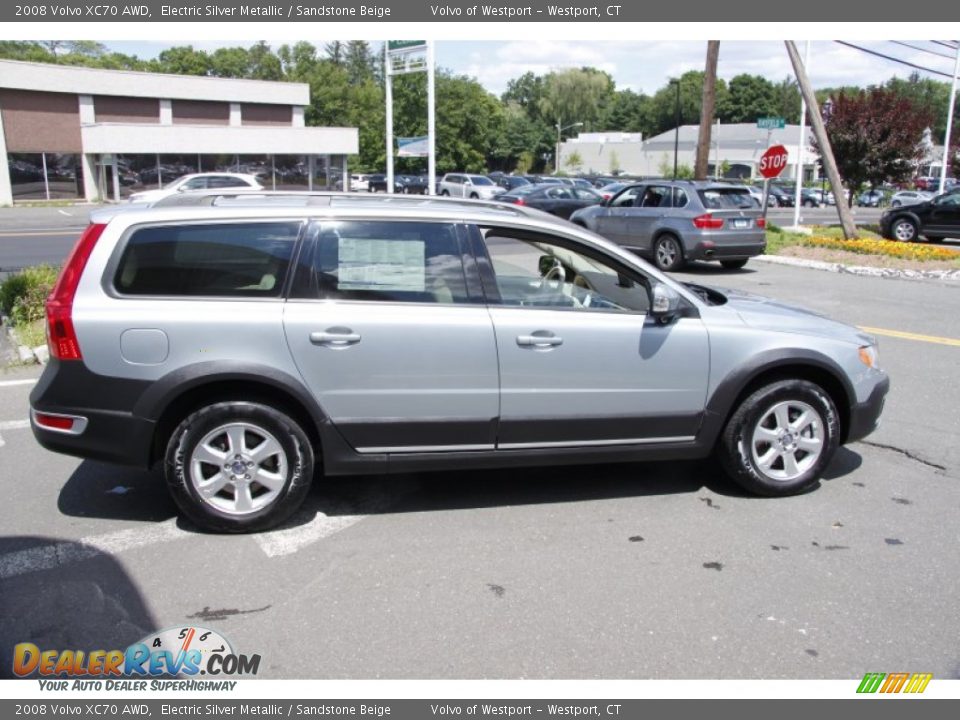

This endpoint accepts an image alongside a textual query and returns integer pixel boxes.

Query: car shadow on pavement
[54,448,864,529]
[58,461,177,522]
[673,261,758,276]
[0,535,157,678]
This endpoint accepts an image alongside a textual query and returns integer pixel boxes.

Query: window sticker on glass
[337,237,426,291]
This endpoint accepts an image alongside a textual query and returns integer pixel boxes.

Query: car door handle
[310,329,362,346]
[517,332,563,348]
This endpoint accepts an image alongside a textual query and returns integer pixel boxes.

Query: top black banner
[3,0,956,22]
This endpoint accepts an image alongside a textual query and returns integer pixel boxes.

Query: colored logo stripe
[857,672,931,694]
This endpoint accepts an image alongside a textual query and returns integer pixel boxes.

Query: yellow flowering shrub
[802,236,960,262]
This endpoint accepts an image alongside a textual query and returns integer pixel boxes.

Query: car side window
[182,178,207,190]
[208,176,248,189]
[672,188,689,208]
[309,221,470,305]
[480,230,650,314]
[640,186,668,208]
[114,222,300,297]
[611,187,642,207]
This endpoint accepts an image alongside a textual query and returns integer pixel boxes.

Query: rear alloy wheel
[165,402,314,533]
[653,234,685,272]
[890,217,918,242]
[720,259,748,270]
[718,379,839,496]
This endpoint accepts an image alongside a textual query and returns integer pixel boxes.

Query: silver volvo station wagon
[30,192,889,532]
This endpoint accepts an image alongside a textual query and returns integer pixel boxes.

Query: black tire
[652,233,685,272]
[891,200,901,207]
[440,190,450,196]
[164,402,315,533]
[890,217,918,242]
[720,259,748,270]
[470,193,479,199]
[803,200,815,208]
[717,379,840,497]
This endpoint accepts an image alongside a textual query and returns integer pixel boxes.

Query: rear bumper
[687,238,767,261]
[29,359,154,468]
[846,374,890,444]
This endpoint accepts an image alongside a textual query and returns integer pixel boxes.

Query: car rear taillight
[756,217,766,229]
[513,197,525,206]
[34,413,76,431]
[46,223,106,361]
[693,214,724,229]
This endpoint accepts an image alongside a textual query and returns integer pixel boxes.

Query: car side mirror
[650,282,681,324]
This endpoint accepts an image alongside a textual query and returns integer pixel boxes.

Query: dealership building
[0,59,359,205]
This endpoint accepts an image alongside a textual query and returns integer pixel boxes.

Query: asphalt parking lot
[1,243,958,679]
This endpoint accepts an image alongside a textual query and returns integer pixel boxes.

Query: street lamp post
[555,121,584,174]
[671,79,681,179]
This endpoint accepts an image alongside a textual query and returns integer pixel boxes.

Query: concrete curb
[2,319,43,366]
[755,254,960,283]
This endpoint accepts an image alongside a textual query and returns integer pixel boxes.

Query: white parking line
[0,379,37,388]
[0,518,188,580]
[0,419,30,447]
[255,510,366,558]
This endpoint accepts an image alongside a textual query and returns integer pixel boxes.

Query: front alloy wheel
[891,218,918,242]
[718,379,839,496]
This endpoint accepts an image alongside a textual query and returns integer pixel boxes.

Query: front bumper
[846,374,890,444]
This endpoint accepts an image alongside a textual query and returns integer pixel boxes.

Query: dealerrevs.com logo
[857,672,933,694]
[12,626,260,688]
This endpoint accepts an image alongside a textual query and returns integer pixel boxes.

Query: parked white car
[128,173,262,204]
[438,173,500,200]
[350,174,371,191]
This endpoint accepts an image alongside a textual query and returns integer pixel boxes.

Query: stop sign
[759,144,789,179]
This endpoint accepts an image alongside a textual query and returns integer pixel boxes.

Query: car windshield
[164,177,189,189]
[469,176,494,186]
[699,188,756,210]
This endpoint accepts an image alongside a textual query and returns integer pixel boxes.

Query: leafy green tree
[604,89,653,135]
[651,71,728,136]
[720,74,779,123]
[565,151,584,172]
[209,47,249,78]
[539,68,615,134]
[501,71,545,121]
[608,150,621,175]
[157,46,212,76]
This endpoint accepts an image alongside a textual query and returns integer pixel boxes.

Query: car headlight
[858,344,879,369]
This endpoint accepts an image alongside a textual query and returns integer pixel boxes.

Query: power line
[834,41,954,80]
[930,40,960,51]
[888,41,956,61]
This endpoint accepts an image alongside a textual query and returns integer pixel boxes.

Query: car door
[594,185,644,245]
[283,220,499,453]
[474,226,710,448]
[926,193,960,236]
[624,184,672,246]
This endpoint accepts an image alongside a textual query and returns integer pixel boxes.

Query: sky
[102,40,958,96]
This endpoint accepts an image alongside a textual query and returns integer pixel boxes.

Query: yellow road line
[859,326,960,347]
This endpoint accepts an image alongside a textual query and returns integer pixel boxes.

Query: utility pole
[938,42,959,195]
[784,41,857,240]
[695,41,720,180]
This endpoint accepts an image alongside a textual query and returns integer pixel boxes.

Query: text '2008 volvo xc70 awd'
[30,192,889,532]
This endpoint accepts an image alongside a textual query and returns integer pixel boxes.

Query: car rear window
[698,188,756,210]
[114,222,300,297]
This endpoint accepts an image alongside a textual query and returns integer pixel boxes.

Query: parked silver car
[438,173,500,200]
[31,191,888,532]
[570,181,766,271]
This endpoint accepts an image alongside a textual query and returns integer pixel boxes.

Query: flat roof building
[0,59,360,205]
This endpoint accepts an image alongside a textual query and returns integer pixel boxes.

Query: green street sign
[757,117,786,130]
[388,40,426,51]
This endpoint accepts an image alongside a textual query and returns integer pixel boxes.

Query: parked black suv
[880,190,960,242]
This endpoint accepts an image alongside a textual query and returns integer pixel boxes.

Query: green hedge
[0,265,59,325]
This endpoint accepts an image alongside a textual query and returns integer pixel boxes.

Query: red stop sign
[759,144,789,179]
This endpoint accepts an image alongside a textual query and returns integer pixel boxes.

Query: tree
[720,74,779,124]
[157,46,212,76]
[604,89,653,135]
[538,68,615,134]
[650,71,728,136]
[813,88,934,204]
[502,72,545,122]
[608,150,621,175]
